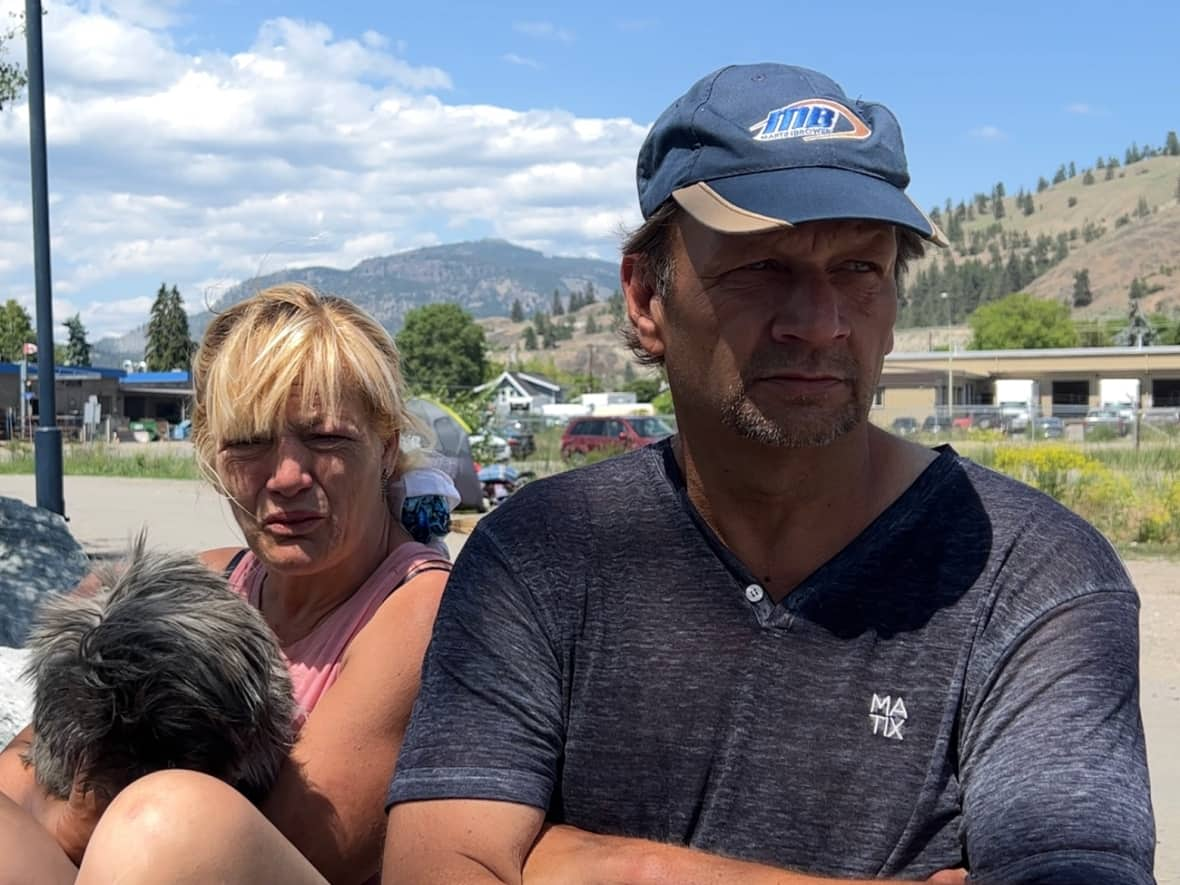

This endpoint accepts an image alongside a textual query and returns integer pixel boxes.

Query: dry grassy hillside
[922,153,1180,317]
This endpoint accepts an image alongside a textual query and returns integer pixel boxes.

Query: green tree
[584,313,599,335]
[968,292,1079,350]
[1036,176,1049,193]
[1072,269,1093,308]
[608,289,625,325]
[1052,165,1067,185]
[1128,277,1148,300]
[1135,196,1151,218]
[1068,161,1076,178]
[509,299,524,323]
[0,299,34,361]
[991,191,1006,219]
[1082,169,1096,185]
[523,325,538,350]
[1167,131,1180,157]
[397,303,487,394]
[551,289,565,316]
[1115,299,1157,346]
[0,14,27,112]
[63,313,91,367]
[622,376,661,403]
[145,284,194,371]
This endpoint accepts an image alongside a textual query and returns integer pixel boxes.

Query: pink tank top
[227,543,450,722]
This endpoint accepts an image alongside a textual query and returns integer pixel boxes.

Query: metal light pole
[25,0,64,515]
[941,291,953,423]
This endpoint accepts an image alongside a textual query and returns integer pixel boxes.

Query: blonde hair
[192,284,425,484]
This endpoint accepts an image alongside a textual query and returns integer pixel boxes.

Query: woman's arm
[260,567,449,883]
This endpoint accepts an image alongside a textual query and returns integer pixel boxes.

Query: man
[384,64,1154,884]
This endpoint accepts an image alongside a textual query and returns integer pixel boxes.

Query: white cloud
[0,3,648,341]
[968,125,1005,140]
[1065,102,1105,116]
[512,21,574,42]
[503,53,541,69]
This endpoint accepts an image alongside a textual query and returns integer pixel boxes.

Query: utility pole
[25,0,64,515]
[941,291,953,423]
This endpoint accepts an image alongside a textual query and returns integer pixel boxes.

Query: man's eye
[840,260,879,273]
[740,260,776,272]
[308,434,349,446]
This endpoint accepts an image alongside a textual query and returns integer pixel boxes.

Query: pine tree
[1167,131,1180,157]
[1082,169,1096,186]
[1096,156,1105,169]
[994,181,1006,198]
[608,289,625,325]
[584,313,599,335]
[1052,165,1067,185]
[1068,161,1076,178]
[1036,176,1050,193]
[992,192,1006,220]
[145,283,194,372]
[523,326,538,350]
[551,289,565,316]
[1104,164,1115,181]
[63,314,91,367]
[1072,270,1093,308]
[1128,277,1148,300]
[1136,196,1151,218]
[510,299,524,323]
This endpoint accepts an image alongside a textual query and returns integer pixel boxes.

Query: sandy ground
[0,474,1174,880]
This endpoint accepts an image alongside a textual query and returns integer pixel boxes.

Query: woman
[0,284,452,884]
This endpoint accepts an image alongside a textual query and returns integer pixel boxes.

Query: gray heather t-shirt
[389,442,1155,883]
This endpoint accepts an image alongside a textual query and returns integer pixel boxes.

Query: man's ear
[621,255,667,361]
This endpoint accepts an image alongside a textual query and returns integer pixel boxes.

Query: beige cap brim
[671,181,950,248]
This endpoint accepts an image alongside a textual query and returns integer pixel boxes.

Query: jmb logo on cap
[749,99,871,143]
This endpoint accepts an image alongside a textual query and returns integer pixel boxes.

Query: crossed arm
[384,801,964,885]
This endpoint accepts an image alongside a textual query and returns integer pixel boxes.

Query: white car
[468,431,511,462]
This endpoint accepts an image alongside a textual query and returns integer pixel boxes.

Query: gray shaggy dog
[22,534,296,804]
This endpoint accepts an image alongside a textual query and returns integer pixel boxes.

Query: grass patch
[0,443,201,481]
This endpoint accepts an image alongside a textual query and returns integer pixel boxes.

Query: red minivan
[560,415,674,462]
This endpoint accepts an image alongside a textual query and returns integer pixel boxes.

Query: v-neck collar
[653,439,961,626]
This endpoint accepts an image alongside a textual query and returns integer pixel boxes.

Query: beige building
[873,345,1180,426]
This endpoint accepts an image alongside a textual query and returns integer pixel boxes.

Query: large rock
[0,496,89,648]
[0,646,32,747]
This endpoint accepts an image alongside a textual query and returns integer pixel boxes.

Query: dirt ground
[0,474,1174,880]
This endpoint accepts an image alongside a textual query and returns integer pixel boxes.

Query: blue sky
[0,0,1177,339]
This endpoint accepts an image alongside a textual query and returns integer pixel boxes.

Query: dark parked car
[890,416,919,436]
[923,415,952,434]
[1032,416,1065,439]
[561,415,674,461]
[496,423,536,459]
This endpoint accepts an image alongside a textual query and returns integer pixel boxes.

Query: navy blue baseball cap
[637,63,947,246]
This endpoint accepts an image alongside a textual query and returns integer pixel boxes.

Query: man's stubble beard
[717,350,875,448]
